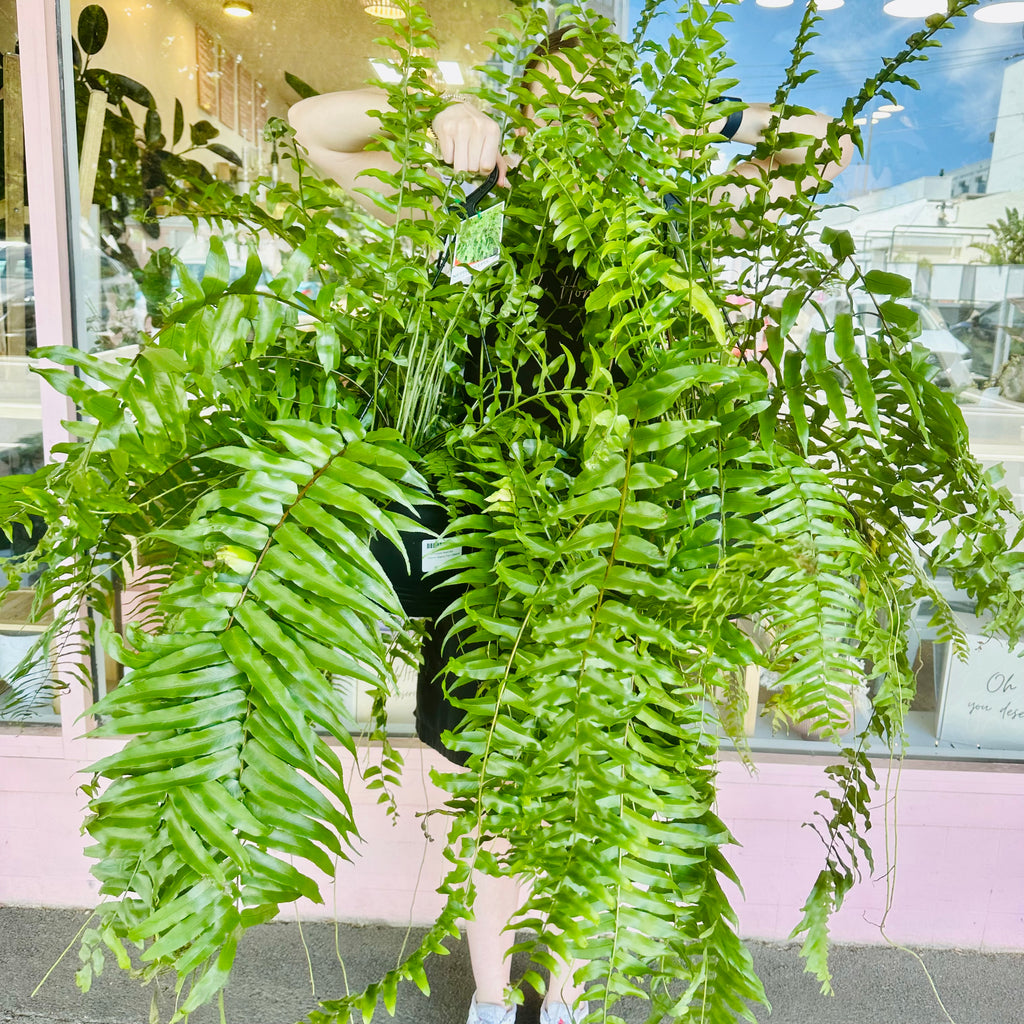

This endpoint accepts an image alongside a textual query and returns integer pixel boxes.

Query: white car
[853,298,974,392]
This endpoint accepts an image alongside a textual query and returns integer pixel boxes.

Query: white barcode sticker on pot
[422,538,461,574]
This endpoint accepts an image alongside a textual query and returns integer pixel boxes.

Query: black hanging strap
[452,166,501,220]
[710,95,744,141]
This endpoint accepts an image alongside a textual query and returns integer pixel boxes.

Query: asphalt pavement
[1,906,1019,1024]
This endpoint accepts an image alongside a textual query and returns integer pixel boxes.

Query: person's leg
[465,863,521,1006]
[544,956,587,1009]
[541,948,588,1023]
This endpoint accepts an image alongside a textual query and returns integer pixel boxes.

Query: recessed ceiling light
[975,1,1024,22]
[882,0,945,16]
[223,0,252,16]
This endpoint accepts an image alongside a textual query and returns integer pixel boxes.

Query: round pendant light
[975,1,1024,22]
[223,0,253,16]
[360,0,407,18]
[815,0,845,10]
[756,0,794,7]
[882,0,945,16]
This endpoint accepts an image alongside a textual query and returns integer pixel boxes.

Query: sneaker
[466,993,515,1024]
[539,1001,591,1024]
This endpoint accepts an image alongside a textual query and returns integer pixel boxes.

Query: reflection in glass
[69,0,517,711]
[0,1,53,722]
[60,0,1024,758]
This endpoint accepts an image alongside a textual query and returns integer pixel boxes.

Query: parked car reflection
[950,297,1024,382]
[855,297,974,393]
[0,241,144,354]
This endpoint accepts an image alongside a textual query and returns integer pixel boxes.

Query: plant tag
[447,202,504,284]
[421,537,461,573]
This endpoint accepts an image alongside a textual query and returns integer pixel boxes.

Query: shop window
[699,2,1024,761]
[60,0,1024,758]
[0,3,56,724]
[67,0,510,733]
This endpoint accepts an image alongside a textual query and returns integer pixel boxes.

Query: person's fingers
[453,123,473,175]
[433,104,508,183]
[475,132,497,177]
[438,126,455,167]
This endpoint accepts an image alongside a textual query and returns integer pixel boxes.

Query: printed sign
[936,632,1024,750]
[217,46,237,132]
[238,66,255,142]
[448,202,504,284]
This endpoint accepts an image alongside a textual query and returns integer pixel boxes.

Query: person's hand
[431,101,509,187]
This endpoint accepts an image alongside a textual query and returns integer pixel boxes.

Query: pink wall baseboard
[2,741,1022,952]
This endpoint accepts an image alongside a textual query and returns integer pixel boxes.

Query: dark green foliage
[4,1,1023,1022]
[77,4,109,55]
[285,71,321,100]
[978,208,1024,265]
[73,3,242,269]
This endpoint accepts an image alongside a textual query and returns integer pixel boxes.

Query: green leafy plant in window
[978,207,1024,265]
[4,0,1023,1021]
[73,3,242,271]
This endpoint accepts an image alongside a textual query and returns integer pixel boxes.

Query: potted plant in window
[4,1,1022,1021]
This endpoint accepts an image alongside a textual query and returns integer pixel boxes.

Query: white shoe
[466,993,515,1024]
[540,1001,591,1024]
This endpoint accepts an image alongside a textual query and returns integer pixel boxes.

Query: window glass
[708,2,1024,446]
[0,1,55,724]
[67,0,515,729]
[64,0,1023,758]
[701,0,1024,762]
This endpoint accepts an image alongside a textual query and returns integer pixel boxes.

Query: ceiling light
[975,1,1024,22]
[877,103,904,112]
[882,0,945,16]
[222,0,252,16]
[853,116,868,125]
[369,59,402,83]
[360,0,406,18]
[756,0,794,7]
[437,61,464,86]
[815,0,845,9]
[871,111,892,122]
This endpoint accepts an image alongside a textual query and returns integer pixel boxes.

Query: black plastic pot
[370,500,463,619]
[370,499,472,765]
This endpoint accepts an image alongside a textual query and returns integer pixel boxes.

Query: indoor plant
[3,1,1023,1023]
[73,3,242,286]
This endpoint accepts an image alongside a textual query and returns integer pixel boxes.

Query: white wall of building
[987,58,1024,195]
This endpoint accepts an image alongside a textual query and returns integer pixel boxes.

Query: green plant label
[448,202,504,284]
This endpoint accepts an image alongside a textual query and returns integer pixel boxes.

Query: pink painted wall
[2,733,1022,952]
[716,757,1024,951]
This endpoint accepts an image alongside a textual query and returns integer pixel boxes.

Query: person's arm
[288,89,508,223]
[710,101,856,206]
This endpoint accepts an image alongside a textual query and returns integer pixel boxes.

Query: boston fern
[3,0,1023,1022]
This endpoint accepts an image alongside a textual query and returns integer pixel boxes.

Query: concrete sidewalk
[1,907,1019,1024]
